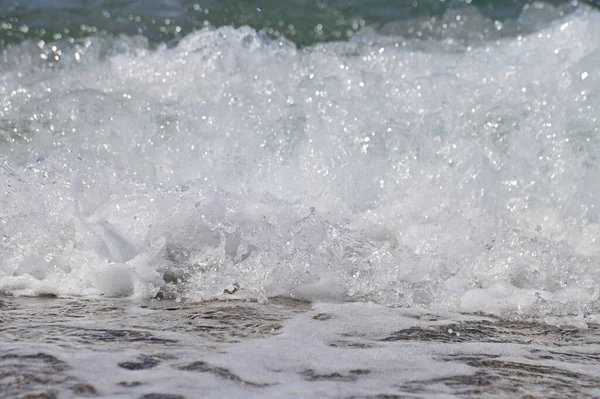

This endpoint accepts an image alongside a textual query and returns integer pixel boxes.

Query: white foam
[2,5,600,319]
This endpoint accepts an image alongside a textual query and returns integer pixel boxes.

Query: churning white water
[2,4,600,321]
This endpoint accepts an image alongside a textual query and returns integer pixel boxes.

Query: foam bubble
[1,6,600,319]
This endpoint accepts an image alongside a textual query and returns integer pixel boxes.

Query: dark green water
[1,0,598,48]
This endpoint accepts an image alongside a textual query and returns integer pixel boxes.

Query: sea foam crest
[1,6,600,320]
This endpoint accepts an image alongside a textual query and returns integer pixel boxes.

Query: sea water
[1,1,600,397]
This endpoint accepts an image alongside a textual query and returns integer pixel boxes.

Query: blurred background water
[1,0,598,48]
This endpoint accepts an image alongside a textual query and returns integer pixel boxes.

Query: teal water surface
[1,0,598,47]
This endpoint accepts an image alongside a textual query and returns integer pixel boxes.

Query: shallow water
[1,296,600,398]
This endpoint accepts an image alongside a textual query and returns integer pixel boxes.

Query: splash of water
[1,4,600,320]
